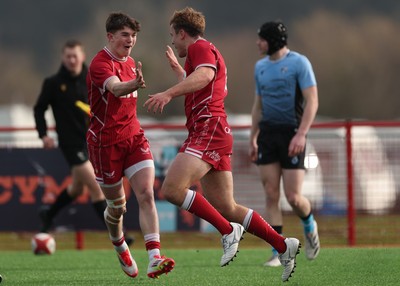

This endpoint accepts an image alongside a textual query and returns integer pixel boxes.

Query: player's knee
[135,186,154,204]
[160,185,168,198]
[104,206,126,225]
[103,196,127,224]
[286,194,301,208]
[161,181,180,204]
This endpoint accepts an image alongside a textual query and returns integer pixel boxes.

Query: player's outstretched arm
[144,66,214,114]
[106,62,146,97]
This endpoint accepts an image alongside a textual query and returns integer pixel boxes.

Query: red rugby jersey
[86,47,140,146]
[184,39,228,130]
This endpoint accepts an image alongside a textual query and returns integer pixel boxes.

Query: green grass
[0,248,399,285]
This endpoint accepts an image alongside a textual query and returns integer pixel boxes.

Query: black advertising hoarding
[0,148,202,232]
[0,148,139,231]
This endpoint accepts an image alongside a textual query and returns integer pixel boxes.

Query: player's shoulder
[126,55,136,65]
[89,50,112,68]
[287,50,310,63]
[190,38,212,51]
[255,56,269,69]
[92,49,108,61]
[196,38,210,45]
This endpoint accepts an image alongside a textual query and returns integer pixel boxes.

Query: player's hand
[249,141,258,162]
[144,92,172,114]
[166,45,185,80]
[288,133,306,157]
[135,61,146,89]
[166,46,179,69]
[42,136,56,149]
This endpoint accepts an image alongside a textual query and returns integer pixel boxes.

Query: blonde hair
[170,7,205,37]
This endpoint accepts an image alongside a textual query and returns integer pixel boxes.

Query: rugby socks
[47,188,74,218]
[111,234,127,253]
[272,225,283,235]
[271,225,283,256]
[181,189,232,235]
[243,209,286,253]
[301,213,315,233]
[144,233,161,260]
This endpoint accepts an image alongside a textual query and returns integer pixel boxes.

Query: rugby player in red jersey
[145,7,300,282]
[86,12,174,279]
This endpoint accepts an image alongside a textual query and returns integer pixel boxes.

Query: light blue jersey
[254,50,316,126]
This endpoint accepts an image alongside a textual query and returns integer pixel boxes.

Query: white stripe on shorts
[185,147,203,158]
[124,159,154,180]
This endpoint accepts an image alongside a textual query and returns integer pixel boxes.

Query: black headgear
[258,21,288,55]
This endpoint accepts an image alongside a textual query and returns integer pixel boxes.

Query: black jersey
[34,64,88,148]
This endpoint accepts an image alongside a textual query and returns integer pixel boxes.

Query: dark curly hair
[106,12,141,34]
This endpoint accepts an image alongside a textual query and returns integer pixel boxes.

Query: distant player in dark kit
[249,21,320,266]
[33,40,133,245]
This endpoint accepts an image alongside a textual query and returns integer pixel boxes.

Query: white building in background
[0,104,52,147]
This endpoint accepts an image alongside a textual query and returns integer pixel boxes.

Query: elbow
[206,72,215,83]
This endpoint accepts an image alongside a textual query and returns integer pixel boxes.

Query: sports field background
[1,213,399,252]
[1,246,399,285]
[1,124,400,285]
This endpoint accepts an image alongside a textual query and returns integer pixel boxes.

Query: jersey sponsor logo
[205,150,221,162]
[104,170,115,179]
[119,90,138,99]
[131,67,137,76]
[140,147,150,154]
[224,127,231,134]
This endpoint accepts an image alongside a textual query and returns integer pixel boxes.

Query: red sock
[145,241,161,251]
[187,192,232,235]
[247,211,286,253]
[112,236,125,247]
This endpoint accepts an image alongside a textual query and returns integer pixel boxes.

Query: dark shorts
[256,124,305,169]
[60,145,88,167]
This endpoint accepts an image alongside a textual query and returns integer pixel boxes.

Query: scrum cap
[258,21,288,55]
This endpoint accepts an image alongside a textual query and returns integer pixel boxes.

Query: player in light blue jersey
[249,21,320,266]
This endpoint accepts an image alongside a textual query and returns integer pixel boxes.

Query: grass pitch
[0,247,399,285]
